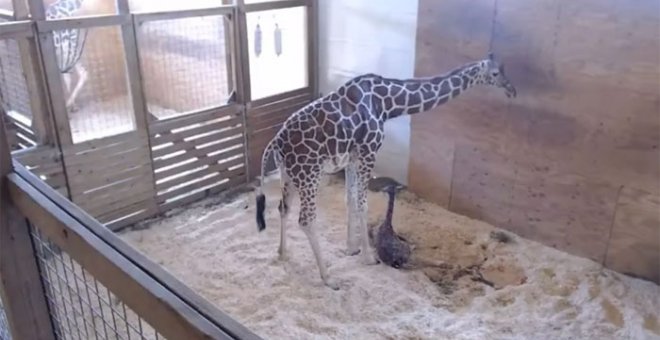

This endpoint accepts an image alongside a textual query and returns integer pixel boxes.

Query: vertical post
[26,0,73,199]
[232,0,252,182]
[0,109,56,340]
[12,0,55,145]
[116,0,148,132]
[28,0,74,145]
[235,0,251,104]
[116,0,159,214]
[222,0,235,102]
[307,0,319,98]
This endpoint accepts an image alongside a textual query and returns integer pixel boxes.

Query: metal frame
[0,0,319,338]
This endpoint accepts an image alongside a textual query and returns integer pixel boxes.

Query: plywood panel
[449,144,515,226]
[508,152,620,263]
[64,132,157,224]
[411,0,660,280]
[605,188,660,283]
[554,0,660,97]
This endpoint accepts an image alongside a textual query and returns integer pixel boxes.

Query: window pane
[137,15,232,120]
[246,6,308,100]
[55,26,136,143]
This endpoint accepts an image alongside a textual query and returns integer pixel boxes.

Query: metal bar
[36,14,131,32]
[244,0,309,12]
[133,6,233,24]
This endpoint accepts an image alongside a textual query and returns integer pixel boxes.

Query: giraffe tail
[255,139,276,232]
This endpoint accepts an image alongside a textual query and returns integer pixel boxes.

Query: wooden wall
[409,0,660,283]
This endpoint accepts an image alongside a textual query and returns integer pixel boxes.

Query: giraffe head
[481,52,517,98]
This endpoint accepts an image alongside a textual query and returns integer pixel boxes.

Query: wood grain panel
[412,0,659,280]
[449,144,516,227]
[554,0,660,97]
[508,152,620,263]
[605,187,660,283]
[64,132,157,225]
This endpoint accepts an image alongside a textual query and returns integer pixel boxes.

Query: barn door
[238,0,318,179]
[134,6,247,212]
[31,0,158,229]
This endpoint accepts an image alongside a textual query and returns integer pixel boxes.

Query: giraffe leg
[298,175,339,290]
[277,174,293,261]
[356,159,379,265]
[62,72,72,97]
[66,63,88,113]
[344,162,360,256]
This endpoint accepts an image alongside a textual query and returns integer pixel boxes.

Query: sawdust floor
[119,174,660,340]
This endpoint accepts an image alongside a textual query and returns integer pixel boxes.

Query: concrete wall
[317,0,418,185]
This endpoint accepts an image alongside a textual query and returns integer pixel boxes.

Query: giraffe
[255,52,516,289]
[46,0,89,113]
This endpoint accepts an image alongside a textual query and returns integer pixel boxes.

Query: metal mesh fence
[30,224,164,340]
[0,301,10,340]
[137,15,231,120]
[0,35,37,151]
[52,25,135,144]
[0,37,32,120]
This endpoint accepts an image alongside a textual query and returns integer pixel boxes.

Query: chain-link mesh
[137,15,231,120]
[30,224,164,340]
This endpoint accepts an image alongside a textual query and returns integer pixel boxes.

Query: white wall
[318,0,418,185]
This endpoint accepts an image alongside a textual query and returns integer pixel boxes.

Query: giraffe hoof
[344,248,361,256]
[277,251,288,261]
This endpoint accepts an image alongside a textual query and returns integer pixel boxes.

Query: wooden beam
[244,0,309,13]
[11,162,263,340]
[235,0,251,103]
[133,6,233,24]
[307,0,319,98]
[0,110,57,340]
[35,14,130,32]
[0,9,13,20]
[221,0,235,104]
[8,174,236,340]
[12,3,57,146]
[0,21,33,39]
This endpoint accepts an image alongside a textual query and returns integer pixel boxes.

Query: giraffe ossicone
[255,52,516,289]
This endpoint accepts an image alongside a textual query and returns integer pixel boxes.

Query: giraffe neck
[378,61,485,121]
